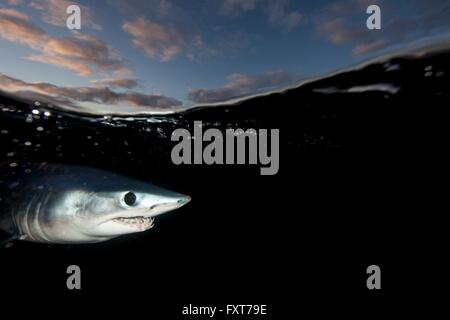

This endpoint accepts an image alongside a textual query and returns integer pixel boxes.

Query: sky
[0,0,449,114]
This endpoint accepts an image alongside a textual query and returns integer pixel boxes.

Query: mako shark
[0,164,191,245]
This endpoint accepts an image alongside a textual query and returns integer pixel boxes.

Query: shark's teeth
[112,216,155,229]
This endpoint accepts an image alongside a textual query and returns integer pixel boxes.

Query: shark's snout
[153,194,191,213]
[178,195,192,205]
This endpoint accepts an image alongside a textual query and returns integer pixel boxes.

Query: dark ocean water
[0,46,448,314]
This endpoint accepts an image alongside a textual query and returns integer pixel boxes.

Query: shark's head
[77,186,191,240]
[13,165,191,244]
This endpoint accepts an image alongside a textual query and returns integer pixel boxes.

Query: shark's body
[0,164,190,244]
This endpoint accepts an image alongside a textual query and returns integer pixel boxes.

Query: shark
[0,164,191,245]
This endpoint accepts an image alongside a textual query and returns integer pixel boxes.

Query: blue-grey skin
[0,164,191,244]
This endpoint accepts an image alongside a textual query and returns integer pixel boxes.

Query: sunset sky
[0,0,449,114]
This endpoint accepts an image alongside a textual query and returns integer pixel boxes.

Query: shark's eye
[123,192,137,206]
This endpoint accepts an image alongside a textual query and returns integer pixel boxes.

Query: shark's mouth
[112,216,155,229]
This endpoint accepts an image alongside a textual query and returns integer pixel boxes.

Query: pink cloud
[352,40,386,55]
[29,32,128,76]
[0,73,182,110]
[90,78,140,89]
[188,70,292,103]
[316,18,363,45]
[0,8,47,48]
[122,17,208,61]
[6,0,23,5]
[27,54,94,76]
[0,8,128,76]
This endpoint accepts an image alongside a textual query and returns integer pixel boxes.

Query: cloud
[316,17,365,45]
[221,0,261,15]
[28,32,129,76]
[27,54,95,76]
[28,0,101,30]
[0,8,128,76]
[221,0,302,30]
[316,0,450,55]
[90,78,140,89]
[0,8,47,48]
[188,70,292,103]
[0,73,182,111]
[3,89,75,107]
[267,0,302,31]
[122,17,208,61]
[6,0,23,5]
[107,0,180,18]
[158,0,173,16]
[352,40,386,55]
[120,91,181,108]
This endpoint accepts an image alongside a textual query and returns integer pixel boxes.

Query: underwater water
[0,45,448,312]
